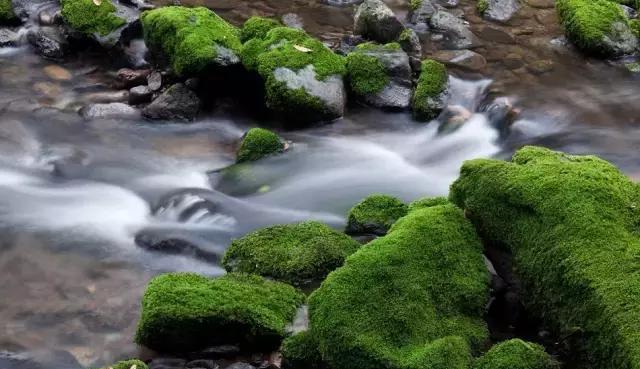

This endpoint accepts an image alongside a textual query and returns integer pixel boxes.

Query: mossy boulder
[556,0,637,56]
[354,0,405,43]
[408,196,450,212]
[103,359,148,369]
[412,59,449,121]
[345,194,408,236]
[223,221,361,287]
[61,0,125,36]
[241,26,346,124]
[308,204,490,369]
[281,331,322,369]
[450,146,640,369]
[346,42,412,109]
[241,16,282,43]
[474,339,558,369]
[237,128,285,163]
[0,0,16,24]
[135,272,304,353]
[141,6,242,76]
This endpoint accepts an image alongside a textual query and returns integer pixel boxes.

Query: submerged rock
[60,0,138,48]
[142,83,201,122]
[142,6,242,75]
[478,0,520,22]
[346,42,412,109]
[308,203,490,369]
[0,28,20,47]
[408,0,437,26]
[135,273,304,353]
[80,102,140,120]
[27,26,69,59]
[241,26,346,124]
[236,128,285,163]
[345,194,408,236]
[556,0,637,57]
[128,85,153,105]
[354,0,405,43]
[450,146,640,369]
[412,59,449,121]
[223,221,361,286]
[429,10,481,49]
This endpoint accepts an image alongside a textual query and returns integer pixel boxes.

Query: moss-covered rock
[135,272,304,353]
[281,331,323,369]
[223,221,361,287]
[141,6,242,76]
[474,339,558,369]
[408,196,450,212]
[241,16,282,43]
[345,42,412,109]
[345,194,408,236]
[237,128,285,163]
[450,146,640,369]
[556,0,637,56]
[0,0,16,24]
[60,0,125,36]
[241,26,346,123]
[412,59,449,121]
[103,359,148,369]
[308,204,490,369]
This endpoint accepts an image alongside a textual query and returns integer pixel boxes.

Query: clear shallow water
[1,0,640,367]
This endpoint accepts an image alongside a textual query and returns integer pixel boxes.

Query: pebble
[116,68,151,89]
[147,71,163,91]
[129,85,153,105]
[43,65,72,81]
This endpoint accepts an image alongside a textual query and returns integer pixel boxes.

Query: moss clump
[556,0,629,55]
[408,196,450,212]
[141,6,242,76]
[450,146,640,369]
[0,0,16,24]
[223,221,361,287]
[135,272,304,353]
[477,0,489,14]
[412,59,448,121]
[345,194,408,236]
[103,359,148,369]
[281,331,323,369]
[236,128,285,163]
[308,204,490,369]
[345,43,402,96]
[60,0,125,36]
[410,0,424,10]
[241,16,282,43]
[474,339,558,369]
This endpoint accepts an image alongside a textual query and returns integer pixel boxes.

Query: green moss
[241,16,282,43]
[410,0,424,11]
[345,194,408,235]
[556,0,628,55]
[308,204,490,369]
[103,359,148,369]
[135,272,304,353]
[0,0,16,24]
[631,19,640,37]
[450,146,640,369]
[236,128,285,163]
[264,76,329,119]
[142,6,242,76]
[60,0,125,36]
[281,331,322,369]
[477,0,489,14]
[412,59,448,121]
[345,43,402,96]
[223,221,361,287]
[474,339,558,369]
[408,196,450,212]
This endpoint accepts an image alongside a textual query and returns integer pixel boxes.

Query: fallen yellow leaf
[294,45,312,53]
[93,0,102,6]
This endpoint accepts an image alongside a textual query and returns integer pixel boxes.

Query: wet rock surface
[354,0,405,43]
[142,83,201,122]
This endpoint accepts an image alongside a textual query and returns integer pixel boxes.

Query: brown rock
[116,68,151,89]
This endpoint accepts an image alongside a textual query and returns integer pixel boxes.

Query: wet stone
[129,85,153,105]
[43,65,72,81]
[503,53,524,69]
[80,102,140,120]
[433,49,487,71]
[192,345,241,359]
[429,10,481,49]
[142,83,201,122]
[27,26,68,59]
[186,359,218,369]
[526,59,554,74]
[147,71,163,91]
[117,68,151,89]
[482,0,520,23]
[477,26,516,44]
[0,29,21,47]
[354,0,405,43]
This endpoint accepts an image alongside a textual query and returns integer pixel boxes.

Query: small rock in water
[27,26,68,59]
[429,11,481,49]
[117,68,151,89]
[481,0,520,23]
[80,102,141,120]
[354,0,405,43]
[43,65,72,81]
[147,71,163,91]
[142,83,201,121]
[0,29,21,47]
[526,59,554,75]
[129,85,153,105]
[433,49,487,71]
[85,90,130,104]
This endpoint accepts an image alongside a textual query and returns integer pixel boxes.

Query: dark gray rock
[619,4,637,19]
[408,0,436,26]
[335,34,366,56]
[80,102,140,120]
[129,85,153,105]
[117,68,151,89]
[187,360,218,369]
[147,71,163,91]
[0,28,20,47]
[27,26,68,59]
[11,0,53,21]
[433,49,487,71]
[398,28,422,61]
[482,0,520,22]
[354,0,405,43]
[429,10,481,49]
[142,83,201,121]
[601,21,638,56]
[225,363,255,369]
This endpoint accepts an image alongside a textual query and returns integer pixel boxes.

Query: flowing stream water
[1,0,640,367]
